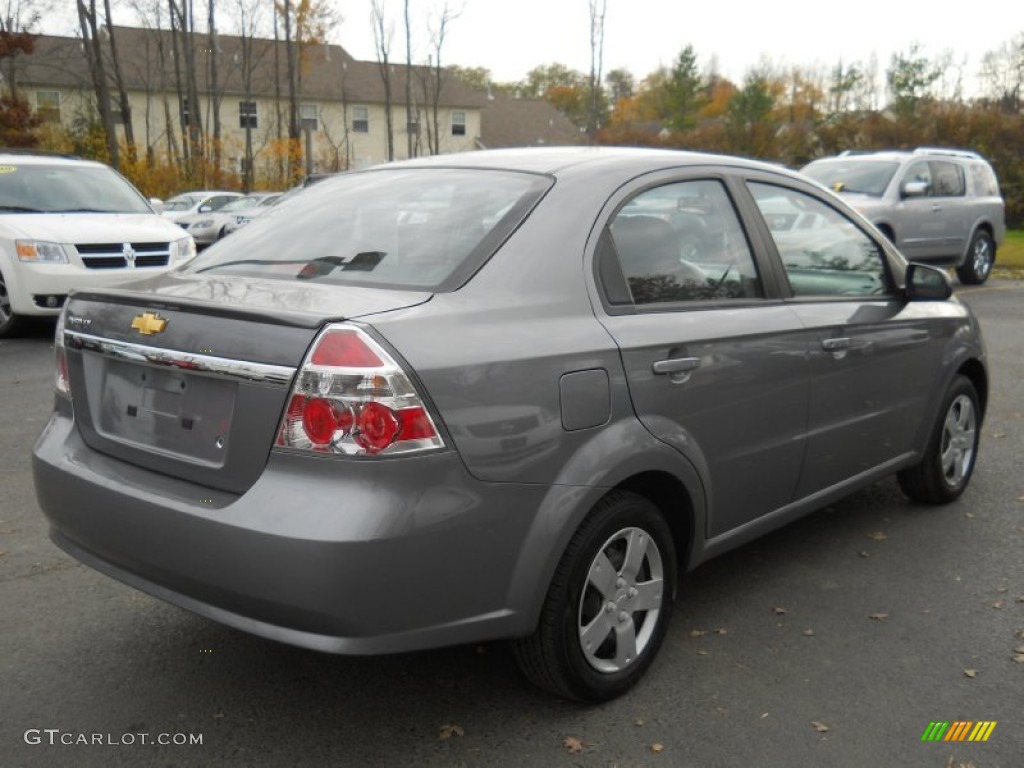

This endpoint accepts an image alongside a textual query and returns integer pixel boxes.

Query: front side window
[36,90,61,123]
[352,106,369,133]
[749,182,890,298]
[930,161,965,197]
[451,110,466,136]
[239,101,258,129]
[607,179,763,305]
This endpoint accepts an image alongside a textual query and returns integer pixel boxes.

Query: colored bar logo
[921,721,997,742]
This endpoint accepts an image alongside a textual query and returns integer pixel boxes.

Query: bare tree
[1,0,48,99]
[77,0,119,165]
[371,0,394,161]
[587,0,607,138]
[207,0,222,179]
[403,0,414,157]
[232,0,267,189]
[101,0,138,162]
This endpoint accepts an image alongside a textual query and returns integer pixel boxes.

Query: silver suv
[802,148,1005,284]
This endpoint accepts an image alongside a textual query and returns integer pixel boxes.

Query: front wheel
[898,375,981,504]
[0,269,25,339]
[513,491,676,702]
[956,230,995,285]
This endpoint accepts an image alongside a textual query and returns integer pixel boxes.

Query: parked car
[221,192,290,236]
[160,190,244,222]
[801,147,1005,284]
[177,193,280,246]
[0,149,196,337]
[34,147,987,702]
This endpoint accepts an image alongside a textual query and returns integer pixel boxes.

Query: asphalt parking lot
[1,282,1022,767]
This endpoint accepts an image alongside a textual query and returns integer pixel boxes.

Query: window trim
[36,90,62,123]
[739,174,903,301]
[590,169,778,316]
[352,105,369,133]
[239,100,259,130]
[299,103,319,132]
[451,110,467,137]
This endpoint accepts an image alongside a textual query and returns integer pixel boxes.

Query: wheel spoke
[580,610,615,654]
[632,578,664,612]
[621,529,648,581]
[614,618,638,667]
[587,550,619,600]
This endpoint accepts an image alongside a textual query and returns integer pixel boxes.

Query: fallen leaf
[964,512,976,519]
[858,551,869,558]
[803,628,815,636]
[439,724,465,740]
[991,601,1004,609]
[996,586,1009,593]
[869,613,889,621]
[1012,653,1024,664]
[689,629,706,637]
[760,712,770,719]
[991,431,1006,439]
[696,650,709,656]
[635,718,644,727]
[714,628,728,636]
[651,743,665,753]
[963,669,977,678]
[811,721,829,732]
[1016,596,1024,603]
[1015,646,1024,654]
[213,712,224,719]
[772,607,787,615]
[867,531,887,541]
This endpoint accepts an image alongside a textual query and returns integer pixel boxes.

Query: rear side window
[606,179,763,305]
[749,182,891,298]
[189,169,552,291]
[969,163,1000,197]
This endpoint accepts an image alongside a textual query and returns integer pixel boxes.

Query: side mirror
[149,197,164,214]
[905,262,952,301]
[198,204,213,213]
[902,180,928,198]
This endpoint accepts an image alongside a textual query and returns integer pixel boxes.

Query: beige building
[8,26,579,180]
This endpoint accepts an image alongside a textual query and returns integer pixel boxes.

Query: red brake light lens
[275,324,444,456]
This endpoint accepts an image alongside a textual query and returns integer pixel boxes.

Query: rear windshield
[801,159,900,197]
[187,168,552,291]
[0,162,151,214]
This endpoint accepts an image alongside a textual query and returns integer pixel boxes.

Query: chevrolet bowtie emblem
[131,312,168,335]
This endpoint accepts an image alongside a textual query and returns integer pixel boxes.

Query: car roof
[0,151,107,168]
[378,146,800,181]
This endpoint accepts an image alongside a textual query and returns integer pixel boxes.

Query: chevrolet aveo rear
[34,148,987,701]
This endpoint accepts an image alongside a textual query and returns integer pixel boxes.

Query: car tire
[513,491,676,702]
[956,230,995,285]
[898,375,980,504]
[217,225,228,240]
[0,269,24,339]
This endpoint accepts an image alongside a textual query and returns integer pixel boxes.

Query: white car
[159,190,243,222]
[0,151,196,337]
[177,193,280,245]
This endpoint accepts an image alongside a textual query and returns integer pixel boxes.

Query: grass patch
[1000,229,1024,268]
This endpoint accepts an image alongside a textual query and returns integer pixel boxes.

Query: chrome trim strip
[65,330,296,386]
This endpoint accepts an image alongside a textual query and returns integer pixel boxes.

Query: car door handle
[652,357,701,375]
[821,337,851,351]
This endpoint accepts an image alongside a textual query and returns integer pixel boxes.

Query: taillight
[275,324,444,456]
[54,310,71,398]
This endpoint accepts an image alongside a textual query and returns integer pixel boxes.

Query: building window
[407,110,419,134]
[110,97,124,125]
[352,106,369,133]
[451,110,466,136]
[239,100,258,129]
[36,90,61,124]
[180,97,191,127]
[299,103,319,132]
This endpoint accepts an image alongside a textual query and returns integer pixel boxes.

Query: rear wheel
[956,230,994,285]
[0,269,24,338]
[898,375,980,504]
[514,491,676,702]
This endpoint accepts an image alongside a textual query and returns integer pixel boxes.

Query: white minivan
[0,150,196,337]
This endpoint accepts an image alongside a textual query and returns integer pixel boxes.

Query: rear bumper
[33,408,552,654]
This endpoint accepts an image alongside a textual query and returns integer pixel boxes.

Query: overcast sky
[337,0,1013,92]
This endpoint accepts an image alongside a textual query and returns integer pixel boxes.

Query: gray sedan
[33,148,986,702]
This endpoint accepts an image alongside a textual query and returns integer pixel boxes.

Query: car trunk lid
[62,276,430,494]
